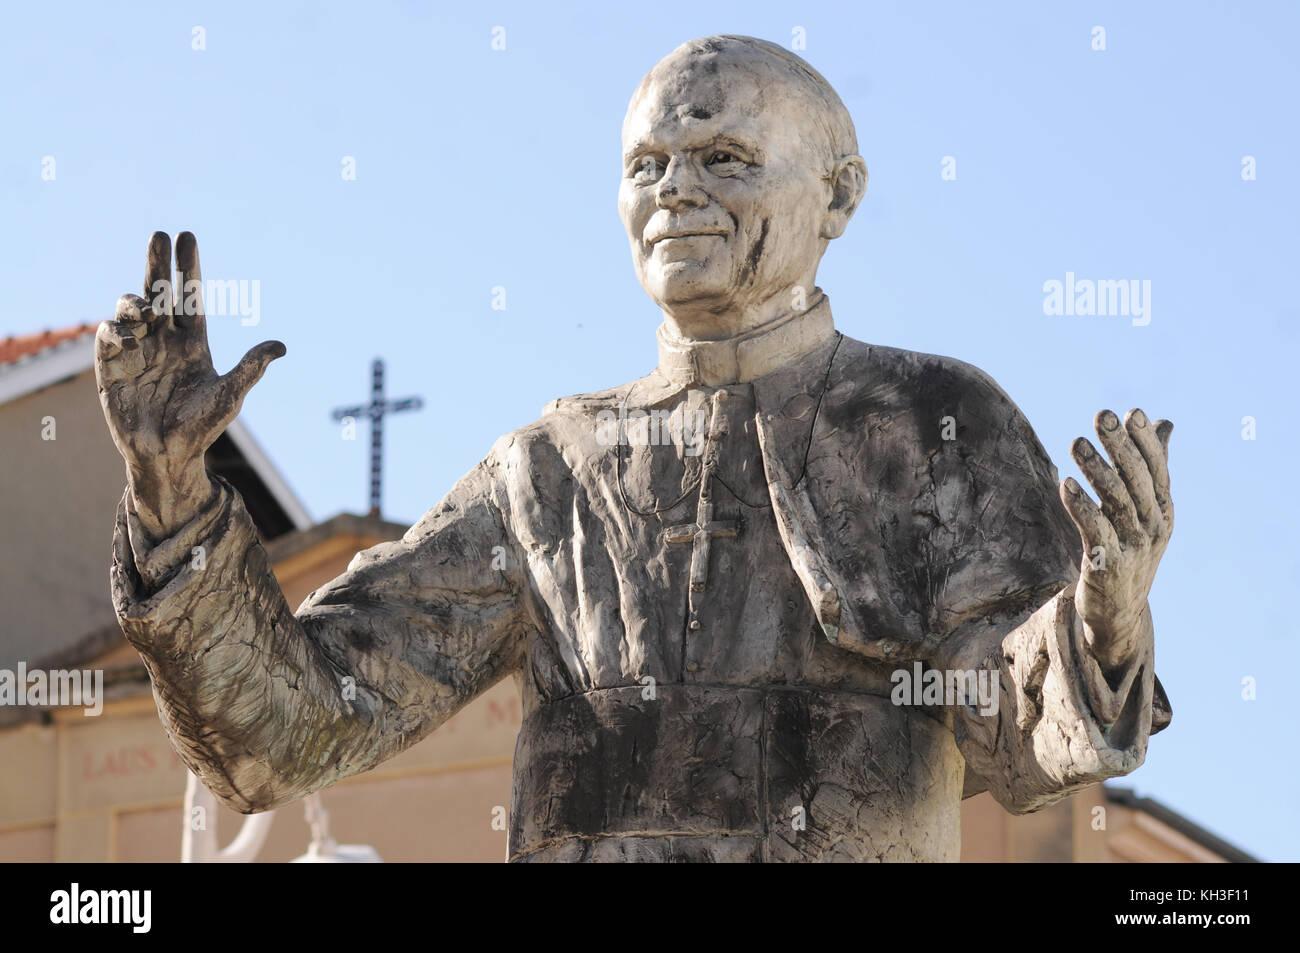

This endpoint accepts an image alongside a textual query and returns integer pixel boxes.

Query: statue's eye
[705,151,746,175]
[633,156,664,182]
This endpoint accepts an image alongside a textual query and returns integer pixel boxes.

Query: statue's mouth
[649,230,728,245]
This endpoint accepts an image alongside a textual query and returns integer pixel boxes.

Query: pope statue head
[619,35,869,343]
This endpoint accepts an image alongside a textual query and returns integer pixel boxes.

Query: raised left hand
[1059,409,1174,671]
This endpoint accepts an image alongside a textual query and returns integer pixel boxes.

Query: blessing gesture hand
[1059,409,1174,671]
[95,232,285,541]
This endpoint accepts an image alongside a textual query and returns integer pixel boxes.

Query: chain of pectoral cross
[615,331,843,628]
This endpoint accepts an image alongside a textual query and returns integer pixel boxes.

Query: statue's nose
[655,157,707,210]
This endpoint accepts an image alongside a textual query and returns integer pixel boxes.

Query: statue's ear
[821,155,868,239]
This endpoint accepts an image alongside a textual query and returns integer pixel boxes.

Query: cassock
[111,291,1170,862]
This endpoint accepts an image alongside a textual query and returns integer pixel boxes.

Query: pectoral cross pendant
[664,472,740,631]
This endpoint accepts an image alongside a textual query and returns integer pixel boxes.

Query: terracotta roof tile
[0,323,98,365]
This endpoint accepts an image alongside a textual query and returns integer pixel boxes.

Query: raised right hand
[95,231,285,541]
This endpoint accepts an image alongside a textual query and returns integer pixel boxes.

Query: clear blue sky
[3,1,1296,860]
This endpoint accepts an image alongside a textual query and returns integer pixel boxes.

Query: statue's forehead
[622,61,775,151]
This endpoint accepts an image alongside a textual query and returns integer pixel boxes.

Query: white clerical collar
[655,291,836,387]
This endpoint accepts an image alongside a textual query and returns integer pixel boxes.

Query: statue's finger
[143,231,173,317]
[114,293,167,339]
[1155,419,1173,457]
[1071,436,1143,548]
[1126,409,1170,514]
[110,297,155,352]
[96,320,123,360]
[95,319,145,381]
[202,339,287,434]
[174,231,207,333]
[1095,408,1158,534]
[1060,477,1118,557]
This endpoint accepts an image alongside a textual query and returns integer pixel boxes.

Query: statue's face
[619,56,835,326]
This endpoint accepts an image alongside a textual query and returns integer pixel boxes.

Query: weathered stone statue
[97,35,1173,862]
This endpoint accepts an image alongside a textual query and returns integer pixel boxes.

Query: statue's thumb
[211,341,286,424]
[1155,419,1173,455]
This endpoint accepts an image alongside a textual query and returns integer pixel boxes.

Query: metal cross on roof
[330,359,423,518]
